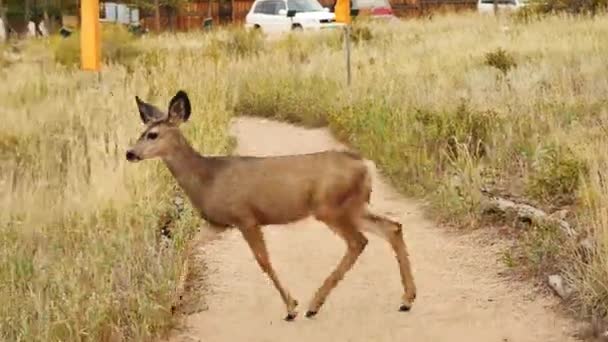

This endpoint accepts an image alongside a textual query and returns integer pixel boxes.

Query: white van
[477,0,526,14]
[245,0,342,33]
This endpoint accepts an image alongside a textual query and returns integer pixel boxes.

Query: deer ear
[167,90,191,125]
[135,96,166,124]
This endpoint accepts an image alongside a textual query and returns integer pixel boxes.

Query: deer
[125,90,417,321]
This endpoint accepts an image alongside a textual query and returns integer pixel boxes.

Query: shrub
[50,23,140,67]
[526,143,587,206]
[350,24,373,44]
[207,27,265,59]
[525,0,608,16]
[484,48,517,75]
[234,74,339,127]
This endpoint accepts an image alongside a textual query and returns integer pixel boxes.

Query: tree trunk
[493,0,498,16]
[0,0,6,42]
[208,0,212,19]
[43,0,52,33]
[155,0,161,32]
[25,0,32,22]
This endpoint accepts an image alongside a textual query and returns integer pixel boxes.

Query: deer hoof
[284,312,298,321]
[305,310,317,318]
[399,304,412,312]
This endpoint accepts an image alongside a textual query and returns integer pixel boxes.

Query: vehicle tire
[291,24,303,31]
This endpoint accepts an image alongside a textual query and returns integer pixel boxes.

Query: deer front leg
[306,219,368,318]
[240,226,299,321]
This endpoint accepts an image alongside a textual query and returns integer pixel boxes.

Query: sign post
[334,0,352,86]
[81,0,101,72]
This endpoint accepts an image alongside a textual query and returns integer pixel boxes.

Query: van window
[352,0,389,8]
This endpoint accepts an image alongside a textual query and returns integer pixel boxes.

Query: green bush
[206,27,265,60]
[350,24,373,44]
[527,143,587,206]
[50,24,140,67]
[525,0,608,15]
[234,75,339,127]
[484,48,517,75]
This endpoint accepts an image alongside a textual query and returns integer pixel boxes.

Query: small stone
[549,209,569,221]
[547,274,573,300]
[580,237,594,251]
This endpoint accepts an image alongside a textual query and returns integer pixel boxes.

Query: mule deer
[126,90,417,320]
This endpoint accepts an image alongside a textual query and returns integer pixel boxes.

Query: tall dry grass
[2,11,608,340]
[232,13,608,318]
[0,27,235,340]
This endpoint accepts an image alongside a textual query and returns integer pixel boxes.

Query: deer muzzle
[126,150,141,162]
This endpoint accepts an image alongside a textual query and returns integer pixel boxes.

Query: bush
[0,32,234,341]
[50,23,140,67]
[526,143,587,206]
[206,27,265,60]
[234,74,339,127]
[484,48,517,75]
[525,0,608,15]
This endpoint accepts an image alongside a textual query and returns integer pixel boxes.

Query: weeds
[526,143,587,206]
[484,48,517,75]
[1,31,233,340]
[3,11,608,340]
[49,23,140,67]
[235,13,608,322]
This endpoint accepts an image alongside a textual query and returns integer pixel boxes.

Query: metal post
[345,24,352,86]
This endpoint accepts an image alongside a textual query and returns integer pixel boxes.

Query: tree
[131,0,191,32]
[0,0,6,42]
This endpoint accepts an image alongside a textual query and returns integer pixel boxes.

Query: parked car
[245,0,342,33]
[350,0,395,20]
[477,0,527,14]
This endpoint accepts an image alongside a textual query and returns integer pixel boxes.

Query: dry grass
[2,10,608,340]
[232,13,608,320]
[0,31,234,341]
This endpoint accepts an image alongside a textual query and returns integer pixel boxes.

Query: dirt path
[169,117,580,342]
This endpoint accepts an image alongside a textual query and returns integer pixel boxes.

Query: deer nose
[126,150,139,162]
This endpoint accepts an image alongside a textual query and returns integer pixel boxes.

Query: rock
[481,196,576,236]
[173,196,185,213]
[547,274,573,300]
[549,209,570,221]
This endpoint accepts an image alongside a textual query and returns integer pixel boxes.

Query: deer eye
[147,132,158,140]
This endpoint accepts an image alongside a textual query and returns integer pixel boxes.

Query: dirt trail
[169,117,579,342]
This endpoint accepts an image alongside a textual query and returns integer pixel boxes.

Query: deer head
[126,90,192,162]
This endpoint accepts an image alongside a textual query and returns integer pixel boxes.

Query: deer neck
[161,135,211,204]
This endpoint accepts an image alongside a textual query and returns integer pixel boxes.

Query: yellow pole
[81,0,101,72]
[334,0,351,24]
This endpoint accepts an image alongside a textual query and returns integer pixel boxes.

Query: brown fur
[127,91,417,320]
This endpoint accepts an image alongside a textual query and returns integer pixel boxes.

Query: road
[168,117,579,342]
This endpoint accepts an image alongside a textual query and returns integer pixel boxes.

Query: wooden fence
[141,1,253,32]
[140,0,477,32]
[392,0,477,17]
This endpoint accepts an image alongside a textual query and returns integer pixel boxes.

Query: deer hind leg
[360,211,417,311]
[240,226,299,321]
[306,215,368,318]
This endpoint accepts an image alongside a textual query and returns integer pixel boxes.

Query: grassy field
[1,11,608,340]
[0,27,235,341]
[234,13,608,319]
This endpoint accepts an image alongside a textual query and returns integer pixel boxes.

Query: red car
[352,0,396,19]
[327,0,396,20]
